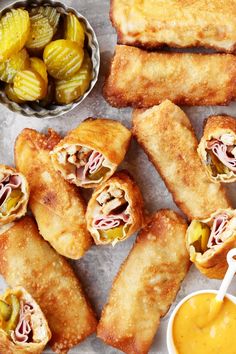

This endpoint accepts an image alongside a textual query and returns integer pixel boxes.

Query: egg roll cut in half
[51,118,132,188]
[186,209,236,279]
[104,45,236,108]
[0,286,51,354]
[110,0,236,53]
[15,128,92,260]
[0,216,97,354]
[86,171,144,246]
[132,100,231,220]
[0,165,29,226]
[97,210,190,354]
[198,115,236,183]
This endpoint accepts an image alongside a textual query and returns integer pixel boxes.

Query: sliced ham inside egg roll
[97,210,190,353]
[86,171,144,245]
[51,118,131,188]
[186,209,236,279]
[0,216,97,353]
[198,115,236,183]
[0,165,29,226]
[0,286,51,354]
[15,128,92,260]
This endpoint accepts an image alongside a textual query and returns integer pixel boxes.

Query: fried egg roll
[0,216,97,353]
[104,45,236,108]
[51,118,131,188]
[15,128,92,260]
[111,0,236,53]
[198,115,236,183]
[186,209,236,279]
[132,100,231,220]
[0,165,29,226]
[97,209,190,354]
[86,171,144,245]
[0,286,51,354]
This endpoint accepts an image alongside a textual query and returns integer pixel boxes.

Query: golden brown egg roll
[111,0,236,52]
[132,100,231,220]
[0,165,29,226]
[198,115,236,183]
[14,128,92,260]
[51,118,131,188]
[186,209,236,279]
[97,209,190,354]
[86,171,144,245]
[0,286,51,354]
[104,45,236,108]
[0,216,97,354]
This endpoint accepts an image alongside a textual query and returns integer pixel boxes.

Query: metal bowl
[0,0,100,118]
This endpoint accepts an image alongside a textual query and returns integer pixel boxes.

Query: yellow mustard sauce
[173,293,236,354]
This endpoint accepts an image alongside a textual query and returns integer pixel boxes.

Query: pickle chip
[65,13,85,47]
[13,69,47,101]
[31,6,60,34]
[43,39,84,80]
[0,9,30,62]
[30,57,48,85]
[26,13,54,51]
[5,84,25,104]
[55,52,92,104]
[0,48,30,83]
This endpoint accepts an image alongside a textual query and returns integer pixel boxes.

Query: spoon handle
[216,248,236,302]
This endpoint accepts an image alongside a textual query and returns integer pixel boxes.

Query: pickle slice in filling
[87,166,110,181]
[100,225,124,241]
[189,221,210,253]
[207,150,229,176]
[0,189,23,215]
[4,295,20,333]
[0,300,12,321]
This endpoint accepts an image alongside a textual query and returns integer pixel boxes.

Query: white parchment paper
[0,0,236,353]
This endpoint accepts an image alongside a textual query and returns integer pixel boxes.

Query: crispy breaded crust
[186,209,236,279]
[15,128,92,260]
[97,209,190,354]
[0,286,51,354]
[110,0,236,52]
[51,118,132,188]
[132,100,231,220]
[86,170,144,245]
[198,115,236,183]
[0,217,97,354]
[103,45,236,108]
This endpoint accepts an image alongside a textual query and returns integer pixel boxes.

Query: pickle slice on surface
[43,39,84,80]
[0,9,30,62]
[64,13,85,47]
[100,225,124,241]
[0,48,30,83]
[5,84,25,104]
[26,13,53,51]
[13,69,47,101]
[5,295,20,333]
[188,221,210,253]
[31,6,60,34]
[55,52,92,104]
[30,57,48,84]
[0,300,11,322]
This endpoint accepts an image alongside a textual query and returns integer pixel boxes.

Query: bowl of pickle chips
[0,0,100,118]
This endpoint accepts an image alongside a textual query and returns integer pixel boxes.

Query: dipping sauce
[173,293,236,354]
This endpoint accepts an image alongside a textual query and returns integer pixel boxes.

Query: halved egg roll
[104,45,236,108]
[0,216,97,353]
[86,171,144,245]
[198,115,236,183]
[97,210,190,354]
[111,0,236,52]
[15,128,92,260]
[0,286,51,354]
[0,165,29,226]
[186,209,236,279]
[51,118,132,188]
[132,100,231,220]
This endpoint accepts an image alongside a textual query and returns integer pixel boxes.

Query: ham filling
[11,301,34,344]
[207,135,236,173]
[0,174,22,208]
[207,213,231,248]
[93,186,130,235]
